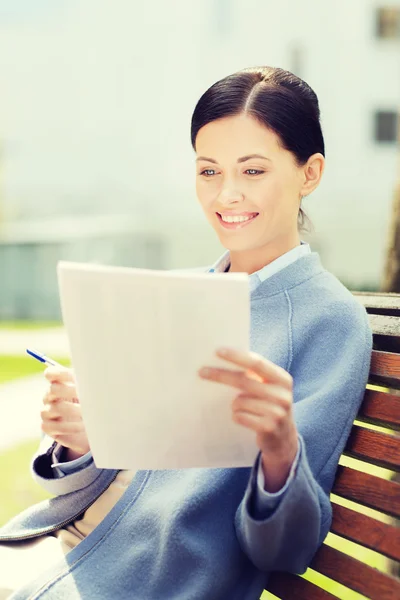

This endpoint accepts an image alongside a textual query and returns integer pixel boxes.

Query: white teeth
[220,214,255,223]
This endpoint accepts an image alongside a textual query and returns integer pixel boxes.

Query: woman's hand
[41,366,91,461]
[199,348,299,492]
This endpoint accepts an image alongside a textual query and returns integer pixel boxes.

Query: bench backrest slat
[333,465,400,517]
[343,424,400,471]
[370,350,400,386]
[266,572,339,600]
[331,503,400,562]
[358,389,400,430]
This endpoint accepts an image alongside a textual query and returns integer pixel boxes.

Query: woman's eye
[245,169,264,175]
[200,169,216,177]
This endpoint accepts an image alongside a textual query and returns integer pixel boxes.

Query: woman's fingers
[232,403,287,434]
[41,401,83,423]
[233,394,287,425]
[200,350,299,463]
[215,348,293,390]
[41,404,86,436]
[48,382,77,402]
[42,382,78,405]
[40,401,90,454]
[200,367,292,409]
[41,417,85,436]
[40,366,89,453]
[44,367,74,384]
[51,434,88,450]
[232,394,287,417]
[43,369,79,402]
[232,410,262,430]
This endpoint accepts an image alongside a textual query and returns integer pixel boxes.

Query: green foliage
[0,355,71,384]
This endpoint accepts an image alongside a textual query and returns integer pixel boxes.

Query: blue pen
[26,348,62,367]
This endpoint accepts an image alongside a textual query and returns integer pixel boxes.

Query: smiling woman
[192,66,325,275]
[0,66,373,600]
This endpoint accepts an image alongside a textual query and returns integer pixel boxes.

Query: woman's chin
[216,234,259,253]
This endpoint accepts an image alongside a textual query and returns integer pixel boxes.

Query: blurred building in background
[0,0,399,318]
[0,216,166,319]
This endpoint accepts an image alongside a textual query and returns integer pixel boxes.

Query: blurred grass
[0,438,52,526]
[0,355,71,384]
[0,321,62,330]
[0,352,70,524]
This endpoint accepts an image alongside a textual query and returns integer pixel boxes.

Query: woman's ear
[300,153,325,196]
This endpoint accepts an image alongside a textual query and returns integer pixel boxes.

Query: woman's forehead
[195,115,281,158]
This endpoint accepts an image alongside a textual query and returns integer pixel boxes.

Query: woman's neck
[228,235,301,275]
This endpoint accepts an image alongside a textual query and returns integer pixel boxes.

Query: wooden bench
[265,291,400,600]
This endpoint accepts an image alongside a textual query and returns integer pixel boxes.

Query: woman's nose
[219,187,245,205]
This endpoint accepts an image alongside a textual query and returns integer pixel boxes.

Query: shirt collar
[208,241,311,293]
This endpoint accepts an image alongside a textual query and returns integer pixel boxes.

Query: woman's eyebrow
[196,154,272,163]
[196,156,218,163]
[237,154,272,163]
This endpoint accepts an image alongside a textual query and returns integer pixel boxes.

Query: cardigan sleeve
[50,444,94,477]
[253,442,301,513]
[234,296,373,574]
[30,434,104,496]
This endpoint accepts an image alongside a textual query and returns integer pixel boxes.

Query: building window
[374,110,398,143]
[376,7,400,39]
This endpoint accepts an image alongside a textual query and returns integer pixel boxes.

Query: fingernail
[199,367,211,377]
[217,348,229,356]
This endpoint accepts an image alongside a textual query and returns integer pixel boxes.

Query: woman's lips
[216,212,259,230]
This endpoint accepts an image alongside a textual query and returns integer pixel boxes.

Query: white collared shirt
[209,241,311,293]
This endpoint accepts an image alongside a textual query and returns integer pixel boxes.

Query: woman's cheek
[257,180,282,211]
[197,181,219,208]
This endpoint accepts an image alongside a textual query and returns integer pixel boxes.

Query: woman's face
[195,114,311,255]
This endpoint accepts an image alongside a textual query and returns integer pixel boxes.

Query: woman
[0,66,373,600]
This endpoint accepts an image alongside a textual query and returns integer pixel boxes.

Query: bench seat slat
[358,389,400,430]
[343,424,400,471]
[310,544,400,600]
[332,466,400,518]
[368,315,400,337]
[352,291,400,312]
[331,503,400,561]
[266,572,338,600]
